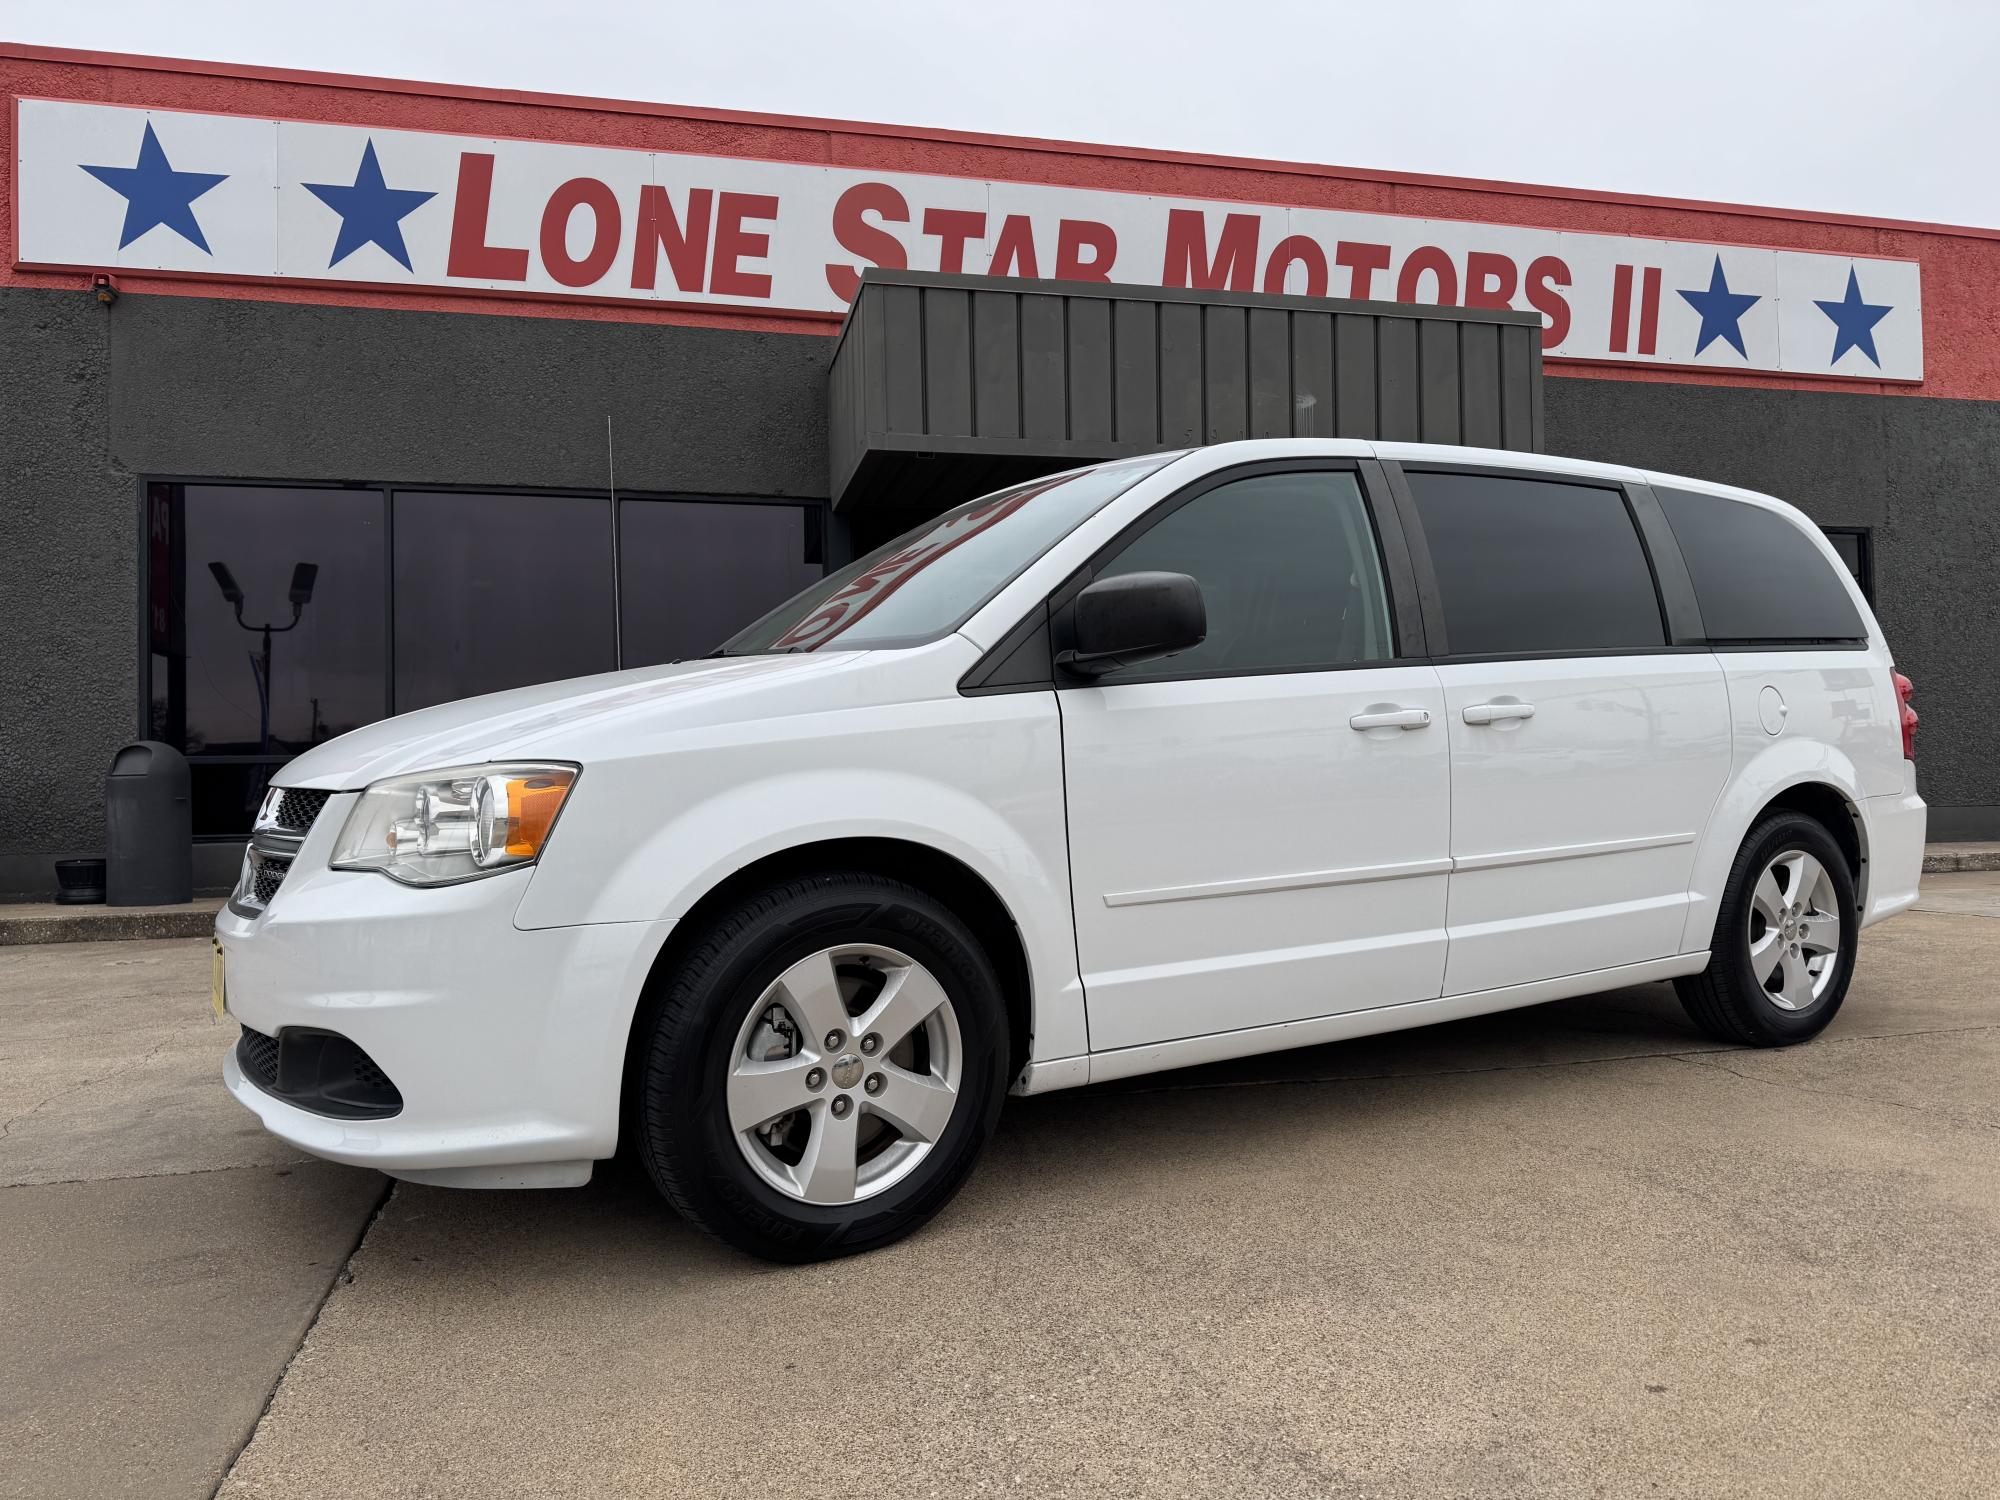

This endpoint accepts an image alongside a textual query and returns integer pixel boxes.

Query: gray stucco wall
[0,287,834,894]
[0,290,135,883]
[2,286,1992,896]
[1544,376,1998,839]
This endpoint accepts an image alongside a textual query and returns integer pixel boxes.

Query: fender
[513,698,1087,1060]
[1678,737,1868,955]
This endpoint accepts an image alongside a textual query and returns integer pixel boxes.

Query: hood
[274,652,869,790]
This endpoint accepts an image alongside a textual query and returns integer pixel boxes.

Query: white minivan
[217,439,1925,1261]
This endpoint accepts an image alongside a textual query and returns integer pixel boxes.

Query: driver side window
[1091,469,1394,681]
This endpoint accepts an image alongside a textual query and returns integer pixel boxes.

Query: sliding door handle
[1463,701,1536,725]
[1349,707,1432,731]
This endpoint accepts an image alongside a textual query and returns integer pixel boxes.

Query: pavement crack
[208,1175,396,1499]
[2,1158,316,1189]
[1672,1052,1998,1133]
[1,1014,217,1140]
[1818,1022,2000,1044]
[0,1087,68,1140]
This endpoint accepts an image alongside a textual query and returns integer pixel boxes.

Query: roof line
[6,41,2000,244]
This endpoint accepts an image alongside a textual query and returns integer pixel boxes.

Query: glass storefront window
[177,486,388,755]
[1822,526,1874,603]
[619,499,824,666]
[151,484,389,835]
[149,482,828,835]
[391,492,617,713]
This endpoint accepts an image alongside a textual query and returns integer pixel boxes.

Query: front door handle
[1349,708,1432,731]
[1463,702,1536,725]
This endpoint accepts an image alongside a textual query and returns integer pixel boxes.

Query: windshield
[719,452,1183,655]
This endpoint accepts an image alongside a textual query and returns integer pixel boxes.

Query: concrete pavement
[4,884,1996,1499]
[0,938,385,1500]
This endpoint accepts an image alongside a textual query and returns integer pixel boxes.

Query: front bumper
[216,799,672,1186]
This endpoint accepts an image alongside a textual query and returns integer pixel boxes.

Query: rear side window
[1406,471,1666,657]
[1656,487,1868,644]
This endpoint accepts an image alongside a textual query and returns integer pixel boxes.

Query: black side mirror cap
[1057,570,1206,677]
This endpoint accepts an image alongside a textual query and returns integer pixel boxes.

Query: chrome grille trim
[229,786,329,918]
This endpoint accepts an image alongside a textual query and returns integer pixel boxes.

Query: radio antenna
[607,413,625,669]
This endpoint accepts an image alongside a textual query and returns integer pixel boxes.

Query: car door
[1388,462,1731,996]
[1057,461,1452,1055]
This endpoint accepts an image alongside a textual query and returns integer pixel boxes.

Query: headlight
[330,764,579,886]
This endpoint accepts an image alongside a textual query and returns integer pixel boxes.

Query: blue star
[1677,255,1761,359]
[302,140,435,273]
[80,121,228,253]
[1815,268,1893,368]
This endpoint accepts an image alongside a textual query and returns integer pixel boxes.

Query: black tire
[1675,811,1858,1047]
[635,871,1010,1262]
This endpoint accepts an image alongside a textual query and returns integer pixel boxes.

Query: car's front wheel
[635,871,1010,1262]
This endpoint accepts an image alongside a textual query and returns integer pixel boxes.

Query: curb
[1923,846,2000,874]
[0,904,222,946]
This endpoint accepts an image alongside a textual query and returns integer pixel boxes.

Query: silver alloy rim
[726,943,963,1205]
[1747,849,1841,1010]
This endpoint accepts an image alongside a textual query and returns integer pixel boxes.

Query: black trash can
[105,741,193,906]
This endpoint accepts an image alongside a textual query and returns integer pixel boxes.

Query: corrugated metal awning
[828,270,1544,515]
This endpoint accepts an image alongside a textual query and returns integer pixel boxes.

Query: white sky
[6,0,1997,228]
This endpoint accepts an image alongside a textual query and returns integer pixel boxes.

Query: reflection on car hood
[274,652,868,791]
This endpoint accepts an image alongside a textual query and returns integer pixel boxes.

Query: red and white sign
[14,99,1923,381]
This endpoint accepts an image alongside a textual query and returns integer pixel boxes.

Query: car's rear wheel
[636,871,1010,1262]
[1675,811,1857,1046]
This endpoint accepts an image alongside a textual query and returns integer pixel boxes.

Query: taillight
[1893,669,1918,761]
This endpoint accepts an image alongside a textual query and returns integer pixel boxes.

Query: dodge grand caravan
[217,439,1925,1261]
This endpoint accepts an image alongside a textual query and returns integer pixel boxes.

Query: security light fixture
[206,559,321,758]
[207,560,244,608]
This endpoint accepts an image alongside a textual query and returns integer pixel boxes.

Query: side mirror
[1058,571,1206,677]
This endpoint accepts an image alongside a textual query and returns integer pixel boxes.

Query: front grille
[237,1025,280,1090]
[273,788,331,832]
[250,857,291,906]
[234,787,330,917]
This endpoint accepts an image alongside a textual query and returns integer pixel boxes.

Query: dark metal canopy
[828,269,1545,517]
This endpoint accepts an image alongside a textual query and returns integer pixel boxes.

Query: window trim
[962,458,1426,693]
[1383,460,1699,664]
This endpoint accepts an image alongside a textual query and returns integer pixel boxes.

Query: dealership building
[2,43,1996,897]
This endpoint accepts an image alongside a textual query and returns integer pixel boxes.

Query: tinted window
[1822,526,1874,604]
[174,486,387,755]
[1091,470,1393,680]
[620,500,823,666]
[1407,472,1665,656]
[153,484,389,836]
[393,492,616,711]
[722,452,1179,654]
[152,480,843,836]
[1654,487,1866,642]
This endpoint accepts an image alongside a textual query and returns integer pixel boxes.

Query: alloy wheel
[726,944,963,1205]
[1746,848,1842,1011]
